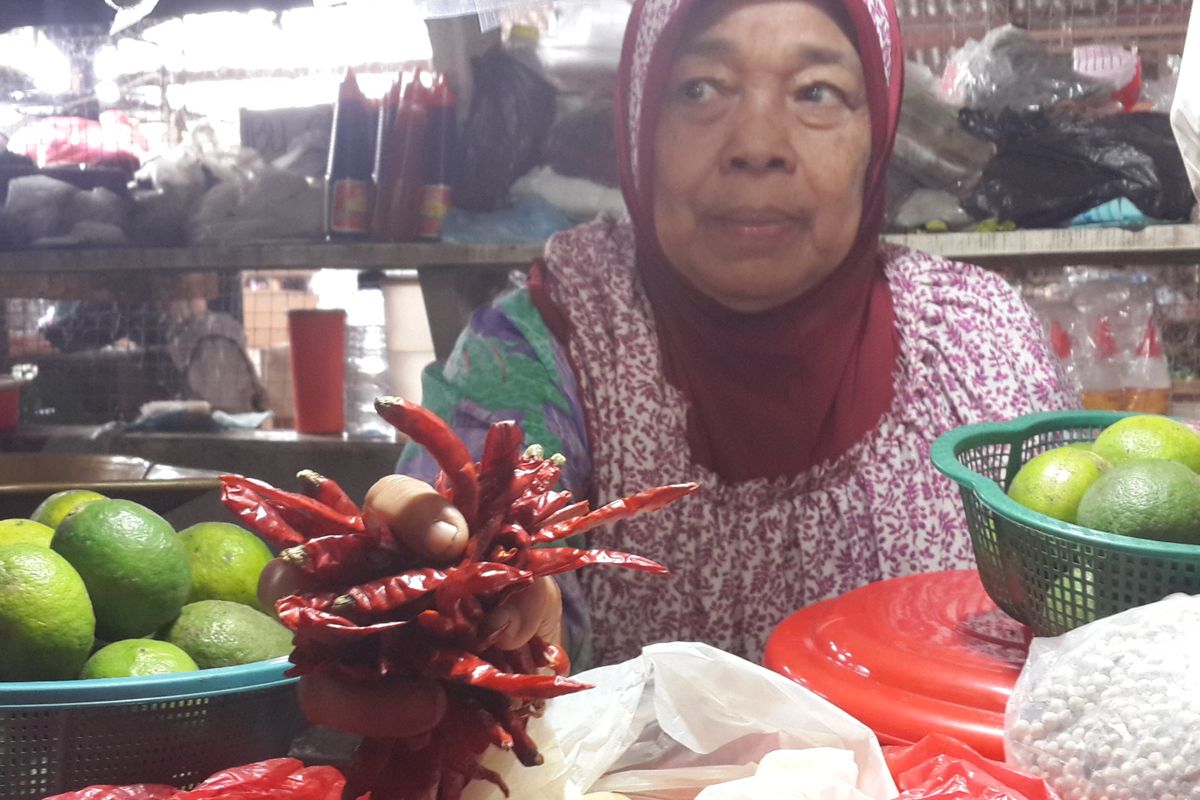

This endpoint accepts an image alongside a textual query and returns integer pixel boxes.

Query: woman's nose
[721,98,798,174]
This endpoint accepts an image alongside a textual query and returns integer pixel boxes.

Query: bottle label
[418,184,451,240]
[331,179,370,235]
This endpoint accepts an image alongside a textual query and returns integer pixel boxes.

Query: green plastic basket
[0,658,303,799]
[931,410,1200,637]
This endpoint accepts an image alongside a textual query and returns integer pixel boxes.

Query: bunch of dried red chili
[220,397,697,800]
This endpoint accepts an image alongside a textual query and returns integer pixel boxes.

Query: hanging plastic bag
[1172,0,1200,206]
[454,45,558,212]
[962,110,1196,227]
[885,735,1060,800]
[941,26,1111,114]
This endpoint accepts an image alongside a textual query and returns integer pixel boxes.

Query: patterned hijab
[611,0,906,483]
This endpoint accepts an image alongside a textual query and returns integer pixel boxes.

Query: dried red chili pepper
[297,469,363,517]
[221,474,364,535]
[280,531,400,585]
[533,482,700,544]
[220,396,697,800]
[373,397,480,525]
[222,482,306,547]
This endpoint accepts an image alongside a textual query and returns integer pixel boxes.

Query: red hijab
[537,0,906,483]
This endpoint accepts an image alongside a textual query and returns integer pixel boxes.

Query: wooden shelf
[0,240,546,275]
[1,225,1199,276]
[882,225,1200,268]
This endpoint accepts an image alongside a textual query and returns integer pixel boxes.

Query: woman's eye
[680,79,718,102]
[796,83,844,104]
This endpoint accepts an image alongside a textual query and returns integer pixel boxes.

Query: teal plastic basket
[931,410,1200,637]
[0,658,302,798]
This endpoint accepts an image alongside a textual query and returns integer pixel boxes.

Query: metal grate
[897,0,1191,73]
[1,269,324,426]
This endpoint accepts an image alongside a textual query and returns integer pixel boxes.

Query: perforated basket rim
[930,409,1200,558]
[0,657,295,708]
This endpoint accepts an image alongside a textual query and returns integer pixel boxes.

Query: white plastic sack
[1006,594,1200,800]
[1172,0,1200,205]
[464,641,897,800]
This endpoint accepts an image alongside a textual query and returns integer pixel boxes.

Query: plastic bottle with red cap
[1079,317,1125,411]
[371,71,431,242]
[324,69,374,240]
[1047,319,1080,395]
[1125,319,1172,413]
[417,74,458,241]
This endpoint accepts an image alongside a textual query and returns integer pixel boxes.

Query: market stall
[3,0,1200,798]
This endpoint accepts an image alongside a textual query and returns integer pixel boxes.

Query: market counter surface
[0,425,406,530]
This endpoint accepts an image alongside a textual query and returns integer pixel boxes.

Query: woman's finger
[298,673,446,739]
[258,558,314,615]
[483,576,563,651]
[364,474,468,564]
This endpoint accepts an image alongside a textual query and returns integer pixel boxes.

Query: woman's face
[652,0,872,313]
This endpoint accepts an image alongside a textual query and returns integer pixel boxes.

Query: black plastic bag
[454,46,557,212]
[962,110,1195,228]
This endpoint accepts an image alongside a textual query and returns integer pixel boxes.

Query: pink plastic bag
[41,788,177,800]
[42,758,355,800]
[8,112,147,172]
[885,735,1060,800]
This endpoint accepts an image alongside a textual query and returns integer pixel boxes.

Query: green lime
[0,518,55,549]
[0,544,96,681]
[164,600,292,668]
[31,489,106,529]
[1076,460,1200,544]
[1008,446,1110,524]
[1093,415,1200,473]
[80,638,198,679]
[52,499,192,641]
[179,522,273,609]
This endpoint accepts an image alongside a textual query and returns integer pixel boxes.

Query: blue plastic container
[0,658,302,798]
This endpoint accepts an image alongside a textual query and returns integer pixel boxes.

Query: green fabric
[395,286,594,671]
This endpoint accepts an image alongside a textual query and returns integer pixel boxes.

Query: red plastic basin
[764,570,1029,761]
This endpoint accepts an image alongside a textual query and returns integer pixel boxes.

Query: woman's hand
[257,474,564,739]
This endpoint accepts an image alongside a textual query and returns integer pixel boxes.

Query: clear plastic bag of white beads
[1005,593,1200,800]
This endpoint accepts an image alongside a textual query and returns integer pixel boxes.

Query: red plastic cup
[0,377,20,432]
[288,309,346,434]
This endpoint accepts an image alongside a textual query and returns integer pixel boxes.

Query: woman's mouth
[709,209,802,247]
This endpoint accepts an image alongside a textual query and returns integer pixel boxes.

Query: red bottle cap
[1049,321,1072,360]
[1093,317,1119,360]
[1136,320,1164,358]
[400,69,430,108]
[338,68,366,105]
[427,74,458,109]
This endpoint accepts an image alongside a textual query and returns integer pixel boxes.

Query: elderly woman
[268,0,1074,736]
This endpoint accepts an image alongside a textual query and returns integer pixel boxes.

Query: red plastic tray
[764,570,1029,761]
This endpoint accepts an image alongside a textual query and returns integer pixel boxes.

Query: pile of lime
[1006,414,1200,623]
[1008,415,1200,543]
[0,490,290,682]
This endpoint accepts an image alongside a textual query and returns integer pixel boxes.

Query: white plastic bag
[1172,0,1200,206]
[462,642,897,800]
[1005,594,1200,800]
